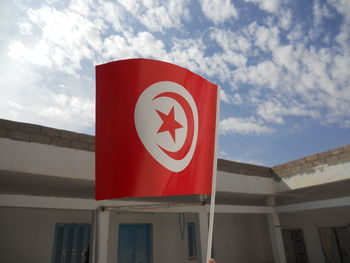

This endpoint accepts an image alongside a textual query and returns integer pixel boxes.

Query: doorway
[117,224,152,263]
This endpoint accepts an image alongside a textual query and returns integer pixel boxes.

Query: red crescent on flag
[153,91,195,161]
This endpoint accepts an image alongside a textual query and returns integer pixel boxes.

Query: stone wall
[272,144,350,178]
[217,159,273,178]
[0,118,95,151]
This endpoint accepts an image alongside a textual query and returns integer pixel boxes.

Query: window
[51,223,91,263]
[187,222,197,260]
[282,229,308,263]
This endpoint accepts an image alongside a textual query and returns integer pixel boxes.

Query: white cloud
[8,5,104,76]
[327,0,350,23]
[343,120,350,128]
[245,0,281,13]
[118,0,190,32]
[231,12,350,127]
[163,38,235,83]
[313,0,333,27]
[287,24,304,42]
[142,0,190,32]
[235,60,281,89]
[273,44,300,74]
[0,58,94,132]
[220,89,243,105]
[210,28,251,54]
[257,100,319,124]
[102,31,166,60]
[2,0,350,135]
[245,22,280,52]
[93,0,127,32]
[39,93,94,127]
[220,89,232,104]
[200,0,238,24]
[219,117,273,135]
[278,9,292,30]
[8,40,52,68]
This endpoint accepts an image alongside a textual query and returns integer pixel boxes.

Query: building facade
[0,118,349,263]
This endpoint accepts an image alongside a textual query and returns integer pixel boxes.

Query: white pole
[206,86,220,263]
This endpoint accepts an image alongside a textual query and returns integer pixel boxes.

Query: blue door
[118,224,152,263]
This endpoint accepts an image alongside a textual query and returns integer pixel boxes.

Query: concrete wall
[107,212,198,263]
[280,206,350,263]
[106,212,273,263]
[0,207,276,263]
[217,171,274,195]
[0,137,94,181]
[0,207,93,263]
[214,214,273,263]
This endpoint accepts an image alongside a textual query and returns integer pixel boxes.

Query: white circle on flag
[134,81,198,172]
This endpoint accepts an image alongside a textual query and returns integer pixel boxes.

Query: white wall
[0,138,94,181]
[107,212,197,263]
[107,212,273,263]
[0,207,274,263]
[280,206,350,263]
[275,162,350,192]
[213,214,273,263]
[0,207,92,263]
[217,171,274,195]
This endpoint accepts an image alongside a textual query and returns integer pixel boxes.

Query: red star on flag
[156,106,183,142]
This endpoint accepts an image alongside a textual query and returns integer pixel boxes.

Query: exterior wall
[273,144,350,179]
[218,159,273,178]
[217,171,274,195]
[0,137,94,181]
[214,213,273,263]
[107,212,197,263]
[0,118,95,151]
[0,207,93,263]
[280,206,350,263]
[106,212,273,263]
[274,161,350,192]
[273,144,350,192]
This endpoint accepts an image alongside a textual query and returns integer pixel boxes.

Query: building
[0,118,349,263]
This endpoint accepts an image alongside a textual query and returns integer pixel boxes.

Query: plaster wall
[213,213,273,263]
[217,171,274,195]
[0,207,92,263]
[107,212,273,263]
[280,206,350,263]
[0,137,94,181]
[275,161,350,192]
[107,212,197,263]
[0,207,275,263]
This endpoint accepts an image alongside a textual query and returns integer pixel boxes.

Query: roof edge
[0,118,95,152]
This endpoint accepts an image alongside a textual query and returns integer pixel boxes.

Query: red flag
[96,59,218,200]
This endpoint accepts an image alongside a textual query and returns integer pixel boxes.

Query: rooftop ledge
[0,118,349,179]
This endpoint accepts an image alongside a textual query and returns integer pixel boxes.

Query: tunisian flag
[96,59,218,200]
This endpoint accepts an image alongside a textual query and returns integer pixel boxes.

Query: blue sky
[0,0,349,166]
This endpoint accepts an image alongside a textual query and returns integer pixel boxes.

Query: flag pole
[206,86,220,263]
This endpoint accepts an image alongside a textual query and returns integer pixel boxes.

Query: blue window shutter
[51,224,64,263]
[52,224,91,263]
[187,222,197,259]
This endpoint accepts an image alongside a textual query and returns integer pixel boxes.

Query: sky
[0,0,349,166]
